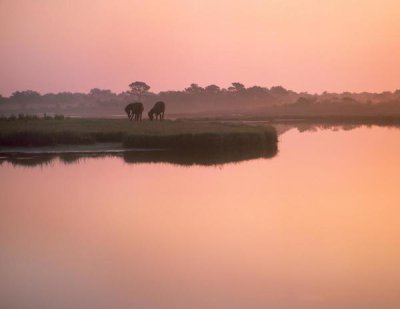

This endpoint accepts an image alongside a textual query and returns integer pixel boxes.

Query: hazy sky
[1,0,399,96]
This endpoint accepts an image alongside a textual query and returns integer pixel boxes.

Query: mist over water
[1,126,400,308]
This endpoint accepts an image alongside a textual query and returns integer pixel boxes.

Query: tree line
[1,81,400,117]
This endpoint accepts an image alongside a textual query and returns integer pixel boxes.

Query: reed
[0,118,278,150]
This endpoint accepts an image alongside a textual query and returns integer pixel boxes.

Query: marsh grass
[122,131,276,151]
[0,118,278,150]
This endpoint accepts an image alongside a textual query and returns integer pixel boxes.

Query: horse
[148,101,165,121]
[125,102,144,121]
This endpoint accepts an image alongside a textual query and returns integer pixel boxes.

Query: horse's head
[148,109,154,120]
[124,105,132,119]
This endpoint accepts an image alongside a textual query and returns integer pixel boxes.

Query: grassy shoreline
[0,119,278,152]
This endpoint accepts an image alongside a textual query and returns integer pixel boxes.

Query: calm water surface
[1,126,400,308]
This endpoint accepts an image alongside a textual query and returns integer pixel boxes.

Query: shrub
[54,114,65,120]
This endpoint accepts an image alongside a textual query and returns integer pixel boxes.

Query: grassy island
[0,118,278,153]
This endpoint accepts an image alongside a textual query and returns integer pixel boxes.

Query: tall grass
[122,131,277,151]
[0,119,278,150]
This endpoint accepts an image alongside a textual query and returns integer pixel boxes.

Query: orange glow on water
[1,126,400,308]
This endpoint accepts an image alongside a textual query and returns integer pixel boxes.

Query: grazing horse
[125,102,144,121]
[148,101,165,121]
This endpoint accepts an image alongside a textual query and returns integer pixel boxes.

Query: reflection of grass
[0,144,278,168]
[0,119,278,150]
[1,155,56,167]
[122,146,277,166]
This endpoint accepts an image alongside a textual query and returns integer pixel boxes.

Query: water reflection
[2,126,400,308]
[0,145,278,168]
[274,122,400,135]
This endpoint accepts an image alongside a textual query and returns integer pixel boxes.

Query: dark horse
[125,102,144,121]
[148,101,165,121]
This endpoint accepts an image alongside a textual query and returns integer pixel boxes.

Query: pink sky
[1,0,399,96]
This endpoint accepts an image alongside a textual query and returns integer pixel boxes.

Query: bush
[43,113,53,120]
[54,114,65,120]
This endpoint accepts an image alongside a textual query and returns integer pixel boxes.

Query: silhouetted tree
[246,86,268,97]
[10,90,41,105]
[205,84,221,94]
[270,86,288,95]
[89,88,114,97]
[54,92,75,103]
[89,88,116,102]
[231,82,245,92]
[295,97,314,106]
[185,83,204,94]
[128,81,150,101]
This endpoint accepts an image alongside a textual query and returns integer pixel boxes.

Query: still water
[1,126,400,308]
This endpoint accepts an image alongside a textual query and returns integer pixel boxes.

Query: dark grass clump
[53,114,65,120]
[0,131,96,146]
[18,114,40,121]
[122,130,277,152]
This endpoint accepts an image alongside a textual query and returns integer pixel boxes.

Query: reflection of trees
[283,123,400,134]
[296,124,318,132]
[294,123,357,133]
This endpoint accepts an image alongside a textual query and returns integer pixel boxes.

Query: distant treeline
[0,113,66,121]
[1,82,400,117]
